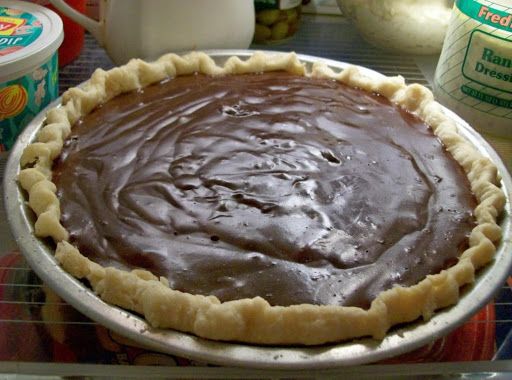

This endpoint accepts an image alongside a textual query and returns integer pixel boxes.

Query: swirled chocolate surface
[52,72,476,309]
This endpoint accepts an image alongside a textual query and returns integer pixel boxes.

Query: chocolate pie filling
[52,72,476,309]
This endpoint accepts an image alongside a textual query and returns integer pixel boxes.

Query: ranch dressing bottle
[434,0,512,138]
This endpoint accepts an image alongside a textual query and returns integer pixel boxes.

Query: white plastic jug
[50,0,255,65]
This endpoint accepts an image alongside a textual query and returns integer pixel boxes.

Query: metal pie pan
[4,50,512,369]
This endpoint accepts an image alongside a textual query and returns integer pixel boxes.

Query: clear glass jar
[253,0,302,44]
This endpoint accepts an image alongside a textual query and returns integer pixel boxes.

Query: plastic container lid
[0,0,63,82]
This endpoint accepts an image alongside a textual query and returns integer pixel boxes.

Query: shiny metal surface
[4,51,512,369]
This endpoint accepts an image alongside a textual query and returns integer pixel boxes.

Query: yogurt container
[0,0,63,153]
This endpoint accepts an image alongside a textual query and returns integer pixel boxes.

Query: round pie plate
[4,50,512,369]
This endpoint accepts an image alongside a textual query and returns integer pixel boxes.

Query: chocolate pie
[18,52,505,345]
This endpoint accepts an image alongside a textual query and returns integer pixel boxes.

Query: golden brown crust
[18,51,505,345]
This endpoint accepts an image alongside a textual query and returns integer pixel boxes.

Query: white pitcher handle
[49,0,105,45]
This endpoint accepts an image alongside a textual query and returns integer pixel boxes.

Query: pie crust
[18,52,505,345]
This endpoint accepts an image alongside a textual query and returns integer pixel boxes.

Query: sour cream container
[0,0,63,153]
[434,0,512,138]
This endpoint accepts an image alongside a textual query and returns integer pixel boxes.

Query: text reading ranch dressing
[434,0,512,138]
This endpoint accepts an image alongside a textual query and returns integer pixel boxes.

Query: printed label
[0,84,28,119]
[461,85,512,108]
[0,54,58,152]
[0,6,43,57]
[457,0,512,32]
[462,30,512,95]
[0,16,25,35]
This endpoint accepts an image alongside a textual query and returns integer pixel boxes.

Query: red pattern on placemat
[381,303,495,363]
